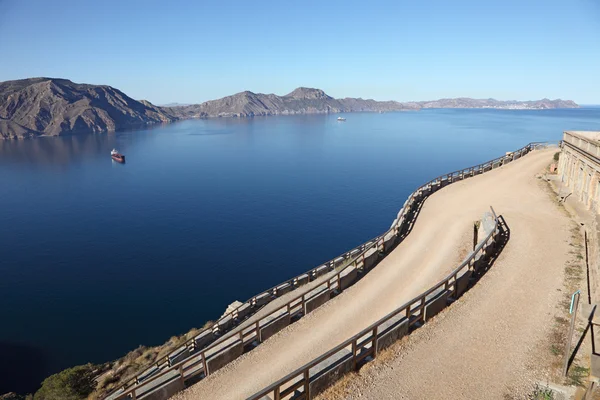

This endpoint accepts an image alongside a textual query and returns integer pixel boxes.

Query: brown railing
[108,194,418,399]
[248,206,503,400]
[106,228,392,398]
[107,141,554,400]
[106,229,398,398]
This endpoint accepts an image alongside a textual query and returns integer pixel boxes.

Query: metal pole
[563,291,581,376]
[585,230,592,304]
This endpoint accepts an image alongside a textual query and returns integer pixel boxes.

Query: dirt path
[319,150,572,399]
[175,148,570,400]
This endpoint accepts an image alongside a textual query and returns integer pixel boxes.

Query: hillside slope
[0,78,177,139]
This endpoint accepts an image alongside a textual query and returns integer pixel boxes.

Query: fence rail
[248,206,502,400]
[107,141,555,400]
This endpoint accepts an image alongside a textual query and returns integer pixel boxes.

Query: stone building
[558,131,600,212]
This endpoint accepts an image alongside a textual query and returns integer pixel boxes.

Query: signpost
[563,290,581,376]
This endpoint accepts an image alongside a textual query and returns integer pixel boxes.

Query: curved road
[175,148,561,400]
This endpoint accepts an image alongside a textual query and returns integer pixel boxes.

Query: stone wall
[559,131,600,212]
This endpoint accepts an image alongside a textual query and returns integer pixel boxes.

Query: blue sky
[0,0,599,104]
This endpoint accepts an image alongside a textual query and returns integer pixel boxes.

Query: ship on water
[111,149,125,163]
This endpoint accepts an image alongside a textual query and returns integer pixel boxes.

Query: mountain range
[417,97,578,109]
[0,78,580,139]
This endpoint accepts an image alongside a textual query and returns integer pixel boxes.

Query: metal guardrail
[107,141,554,400]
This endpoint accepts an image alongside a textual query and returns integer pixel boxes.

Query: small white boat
[337,117,346,121]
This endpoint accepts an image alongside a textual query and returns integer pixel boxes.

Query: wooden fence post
[372,326,379,358]
[304,369,311,399]
[202,351,208,377]
[352,340,357,370]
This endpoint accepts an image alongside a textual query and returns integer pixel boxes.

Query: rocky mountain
[165,87,418,119]
[166,89,579,119]
[0,78,177,139]
[417,97,579,109]
[0,77,581,139]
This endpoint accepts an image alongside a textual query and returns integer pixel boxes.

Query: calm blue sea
[1,108,600,393]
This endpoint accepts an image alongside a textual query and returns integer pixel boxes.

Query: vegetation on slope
[1,325,207,400]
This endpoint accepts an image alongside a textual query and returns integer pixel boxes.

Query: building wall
[558,131,600,212]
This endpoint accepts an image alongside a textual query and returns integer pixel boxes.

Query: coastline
[0,107,584,141]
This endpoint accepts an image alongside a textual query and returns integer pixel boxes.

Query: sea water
[1,108,599,393]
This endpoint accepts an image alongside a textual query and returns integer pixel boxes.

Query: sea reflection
[0,124,165,167]
[0,134,116,167]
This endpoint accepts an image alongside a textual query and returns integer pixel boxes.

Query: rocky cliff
[0,78,177,139]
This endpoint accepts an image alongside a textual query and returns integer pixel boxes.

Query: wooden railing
[106,229,392,398]
[107,141,554,400]
[106,236,396,398]
[108,198,416,399]
[248,206,503,400]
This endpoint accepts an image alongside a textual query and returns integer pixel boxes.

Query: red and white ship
[111,149,125,163]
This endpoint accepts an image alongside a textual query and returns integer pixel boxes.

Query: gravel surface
[175,149,568,400]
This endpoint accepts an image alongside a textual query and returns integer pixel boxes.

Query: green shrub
[34,364,97,400]
[528,384,554,400]
[554,152,560,161]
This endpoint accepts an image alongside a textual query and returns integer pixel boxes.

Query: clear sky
[1,0,599,104]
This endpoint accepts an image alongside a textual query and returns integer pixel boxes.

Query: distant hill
[165,87,418,119]
[417,97,579,109]
[0,78,581,139]
[159,102,191,107]
[0,78,177,139]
